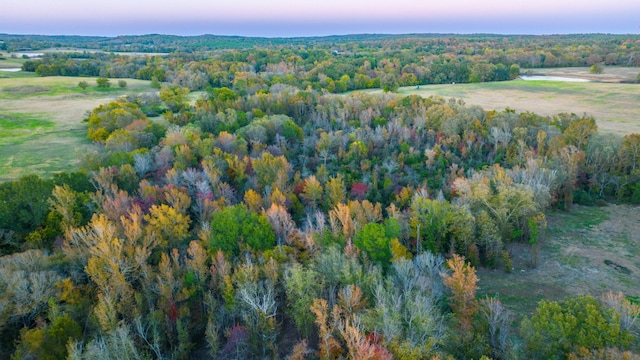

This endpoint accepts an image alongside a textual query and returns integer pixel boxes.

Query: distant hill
[1,33,638,53]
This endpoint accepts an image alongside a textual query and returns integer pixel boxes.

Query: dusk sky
[3,0,640,37]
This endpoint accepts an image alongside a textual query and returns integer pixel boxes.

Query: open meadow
[359,67,640,134]
[0,74,152,181]
[400,79,640,134]
[523,66,640,82]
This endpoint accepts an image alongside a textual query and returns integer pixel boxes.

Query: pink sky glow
[2,0,639,36]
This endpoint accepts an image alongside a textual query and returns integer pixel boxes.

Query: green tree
[117,79,127,88]
[589,63,604,74]
[469,62,497,83]
[12,315,82,360]
[160,85,190,112]
[210,86,238,102]
[410,196,451,253]
[354,222,392,269]
[96,77,111,88]
[150,76,161,88]
[521,295,632,359]
[508,64,520,79]
[86,100,147,142]
[78,81,88,90]
[281,119,304,144]
[0,175,54,241]
[284,264,323,338]
[209,205,275,256]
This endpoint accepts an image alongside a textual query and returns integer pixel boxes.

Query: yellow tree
[324,175,346,209]
[144,204,191,249]
[563,116,597,150]
[163,187,192,215]
[329,203,354,241]
[442,254,478,331]
[301,175,323,209]
[348,200,383,227]
[244,189,263,212]
[252,152,290,191]
[619,133,640,173]
[64,209,157,332]
[48,184,80,231]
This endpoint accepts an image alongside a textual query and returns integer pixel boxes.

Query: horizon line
[1,31,639,39]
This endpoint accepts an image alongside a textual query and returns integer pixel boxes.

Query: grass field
[356,67,640,135]
[478,204,640,319]
[0,53,28,69]
[400,80,640,134]
[523,66,640,82]
[0,76,153,181]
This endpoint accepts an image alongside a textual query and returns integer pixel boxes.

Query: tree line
[17,33,640,93]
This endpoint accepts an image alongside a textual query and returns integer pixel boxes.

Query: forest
[1,33,640,359]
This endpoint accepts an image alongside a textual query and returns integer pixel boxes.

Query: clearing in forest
[479,204,640,318]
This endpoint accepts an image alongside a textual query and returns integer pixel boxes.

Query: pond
[520,75,590,82]
[0,68,22,72]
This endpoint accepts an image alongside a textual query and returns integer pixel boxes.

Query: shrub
[96,77,111,88]
[521,295,632,359]
[502,251,512,273]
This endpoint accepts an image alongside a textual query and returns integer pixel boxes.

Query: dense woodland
[1,34,640,359]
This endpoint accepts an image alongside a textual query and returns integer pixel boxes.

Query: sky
[2,0,640,37]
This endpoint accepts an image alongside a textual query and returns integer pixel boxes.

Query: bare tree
[480,297,513,357]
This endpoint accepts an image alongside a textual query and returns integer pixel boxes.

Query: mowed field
[362,67,640,135]
[0,73,153,181]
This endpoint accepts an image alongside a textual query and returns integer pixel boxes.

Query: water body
[0,68,22,72]
[520,75,590,82]
[13,53,44,58]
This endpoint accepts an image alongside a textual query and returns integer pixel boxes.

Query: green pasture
[0,54,27,68]
[0,110,89,181]
[0,76,152,99]
[0,76,153,181]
